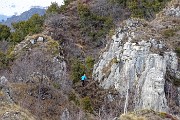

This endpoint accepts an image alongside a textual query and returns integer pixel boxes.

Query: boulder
[0,76,8,85]
[37,37,44,42]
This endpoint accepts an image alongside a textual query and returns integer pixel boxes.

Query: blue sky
[0,0,64,16]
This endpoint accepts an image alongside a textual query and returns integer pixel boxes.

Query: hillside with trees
[0,0,180,120]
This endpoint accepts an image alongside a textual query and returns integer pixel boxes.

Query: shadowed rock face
[93,17,180,114]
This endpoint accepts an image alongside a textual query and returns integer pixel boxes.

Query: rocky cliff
[0,0,180,119]
[93,0,180,117]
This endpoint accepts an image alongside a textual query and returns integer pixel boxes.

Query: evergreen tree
[0,24,11,41]
[46,2,60,14]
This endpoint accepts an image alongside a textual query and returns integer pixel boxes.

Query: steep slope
[0,35,89,120]
[44,0,131,62]
[0,0,179,120]
[93,0,180,118]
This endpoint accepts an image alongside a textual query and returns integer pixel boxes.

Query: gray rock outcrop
[93,19,180,113]
[165,0,180,17]
[0,76,8,85]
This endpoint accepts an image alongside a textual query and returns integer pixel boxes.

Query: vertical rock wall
[93,19,179,113]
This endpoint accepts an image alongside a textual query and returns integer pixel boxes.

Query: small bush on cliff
[81,96,93,113]
[85,56,95,77]
[47,40,59,56]
[0,46,15,69]
[0,51,8,68]
[53,82,60,89]
[173,77,180,87]
[69,91,80,105]
[175,47,180,57]
[158,112,177,119]
[162,29,175,38]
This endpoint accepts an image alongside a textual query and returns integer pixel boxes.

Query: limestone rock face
[60,108,70,120]
[93,19,179,113]
[137,68,167,112]
[165,6,180,17]
[0,76,8,85]
[165,0,180,17]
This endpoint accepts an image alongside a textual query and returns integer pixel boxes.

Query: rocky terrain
[0,0,180,120]
[93,0,180,118]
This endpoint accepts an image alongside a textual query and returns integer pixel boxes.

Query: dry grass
[46,39,59,56]
[120,109,179,120]
[0,102,36,120]
[120,113,146,120]
[0,91,4,96]
[75,43,85,50]
[9,83,28,91]
[6,82,82,120]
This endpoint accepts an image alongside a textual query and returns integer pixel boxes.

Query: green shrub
[173,77,180,87]
[77,2,91,18]
[0,49,14,69]
[85,56,95,77]
[81,96,93,113]
[109,0,127,6]
[0,51,8,68]
[158,112,176,119]
[53,82,60,89]
[69,92,80,105]
[70,59,85,83]
[60,0,74,12]
[112,57,119,63]
[46,2,61,14]
[108,29,115,37]
[175,47,180,57]
[47,40,59,56]
[167,72,180,87]
[163,29,175,38]
[77,2,113,42]
[158,112,167,118]
[109,0,170,19]
[11,14,44,43]
[46,0,74,13]
[70,57,94,82]
[0,24,11,41]
[10,30,26,43]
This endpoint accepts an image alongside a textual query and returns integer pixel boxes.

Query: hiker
[81,74,87,87]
